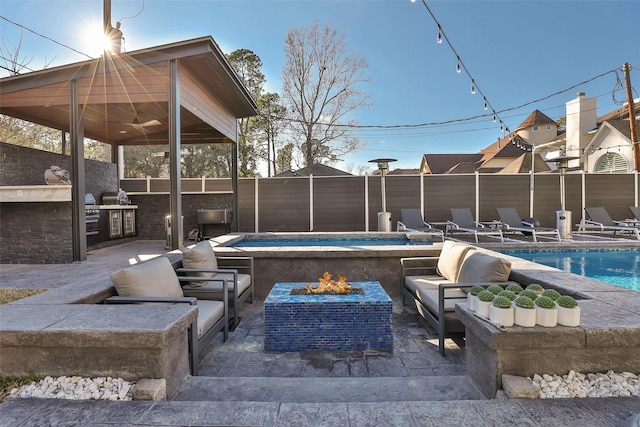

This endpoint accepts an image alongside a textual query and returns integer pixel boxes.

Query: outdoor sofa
[401,241,514,355]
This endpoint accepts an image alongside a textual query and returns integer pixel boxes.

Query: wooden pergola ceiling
[0,37,258,146]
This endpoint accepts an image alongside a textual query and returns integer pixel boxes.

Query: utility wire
[0,15,93,60]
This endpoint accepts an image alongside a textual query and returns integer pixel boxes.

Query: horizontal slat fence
[121,172,640,233]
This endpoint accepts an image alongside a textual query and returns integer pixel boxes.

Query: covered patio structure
[0,36,258,260]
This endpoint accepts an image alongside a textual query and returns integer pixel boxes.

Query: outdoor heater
[550,155,579,239]
[369,158,396,232]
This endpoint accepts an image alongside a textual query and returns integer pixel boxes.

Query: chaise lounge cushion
[181,241,219,287]
[196,300,225,338]
[457,251,511,283]
[110,256,184,298]
[436,241,476,282]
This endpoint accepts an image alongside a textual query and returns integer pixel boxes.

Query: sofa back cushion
[457,251,511,283]
[181,241,218,286]
[110,256,184,297]
[437,241,475,282]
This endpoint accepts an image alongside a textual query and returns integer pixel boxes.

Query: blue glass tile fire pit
[264,282,393,352]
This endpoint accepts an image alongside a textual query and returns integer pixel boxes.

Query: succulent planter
[535,306,557,327]
[557,306,580,327]
[490,304,514,327]
[467,293,478,312]
[476,300,491,319]
[476,290,495,319]
[515,306,536,327]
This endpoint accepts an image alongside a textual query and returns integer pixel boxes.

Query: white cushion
[181,241,219,287]
[196,299,225,338]
[457,251,511,283]
[436,241,475,282]
[110,256,183,298]
[404,276,466,313]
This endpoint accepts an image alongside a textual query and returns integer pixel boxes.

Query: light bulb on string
[492,114,497,122]
[483,99,488,110]
[470,80,476,94]
[436,25,442,44]
[456,56,461,73]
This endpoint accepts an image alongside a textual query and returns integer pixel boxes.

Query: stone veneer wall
[0,142,117,263]
[129,193,233,240]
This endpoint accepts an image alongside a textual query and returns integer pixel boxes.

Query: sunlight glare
[81,22,112,57]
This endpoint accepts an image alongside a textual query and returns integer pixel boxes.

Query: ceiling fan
[127,115,162,133]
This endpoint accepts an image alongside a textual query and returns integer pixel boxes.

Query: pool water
[501,248,640,292]
[230,236,433,248]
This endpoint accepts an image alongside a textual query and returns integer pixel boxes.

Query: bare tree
[281,22,370,167]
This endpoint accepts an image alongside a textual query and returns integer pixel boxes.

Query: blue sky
[1,0,638,173]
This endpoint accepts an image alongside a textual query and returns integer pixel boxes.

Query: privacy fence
[121,172,640,234]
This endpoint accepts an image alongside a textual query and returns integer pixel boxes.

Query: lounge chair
[627,207,640,226]
[396,208,445,241]
[496,208,561,242]
[577,207,640,240]
[448,208,504,242]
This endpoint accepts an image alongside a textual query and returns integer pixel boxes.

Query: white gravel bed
[9,376,133,401]
[531,370,640,399]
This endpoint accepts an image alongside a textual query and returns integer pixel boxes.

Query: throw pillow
[110,256,183,298]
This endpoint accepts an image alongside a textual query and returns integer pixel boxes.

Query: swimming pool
[501,248,640,292]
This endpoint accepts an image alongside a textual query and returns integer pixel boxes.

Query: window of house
[546,125,552,131]
[594,152,628,173]
[532,126,539,132]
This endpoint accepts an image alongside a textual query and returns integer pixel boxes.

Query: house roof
[0,36,258,146]
[421,154,484,174]
[275,163,352,177]
[515,109,557,131]
[498,152,552,173]
[480,134,530,161]
[387,168,420,175]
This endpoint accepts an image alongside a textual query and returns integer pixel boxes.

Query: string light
[412,0,529,149]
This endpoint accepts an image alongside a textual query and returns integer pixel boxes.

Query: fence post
[475,171,480,221]
[365,175,369,232]
[254,177,259,233]
[420,173,425,219]
[309,175,314,232]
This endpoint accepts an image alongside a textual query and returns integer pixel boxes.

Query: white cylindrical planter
[515,306,536,327]
[536,306,558,327]
[476,300,491,319]
[490,305,514,327]
[557,306,580,327]
[467,294,478,312]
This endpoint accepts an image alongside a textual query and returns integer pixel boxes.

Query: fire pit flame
[306,272,353,295]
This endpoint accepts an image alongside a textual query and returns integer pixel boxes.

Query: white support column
[581,170,586,223]
[168,58,182,250]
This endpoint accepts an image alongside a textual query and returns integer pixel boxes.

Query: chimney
[565,92,597,167]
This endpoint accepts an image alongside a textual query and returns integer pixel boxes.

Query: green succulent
[487,285,504,295]
[505,283,524,294]
[534,296,556,309]
[492,295,512,308]
[526,284,545,293]
[497,290,517,301]
[469,285,485,296]
[477,290,495,302]
[519,290,539,301]
[556,295,578,308]
[514,296,534,309]
[541,289,561,301]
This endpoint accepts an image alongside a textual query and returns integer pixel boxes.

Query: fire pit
[264,281,393,352]
[289,272,363,295]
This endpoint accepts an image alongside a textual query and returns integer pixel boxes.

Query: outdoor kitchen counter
[0,185,71,202]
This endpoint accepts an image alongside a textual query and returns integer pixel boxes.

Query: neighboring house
[419,110,555,174]
[417,92,639,174]
[387,168,421,175]
[275,163,352,177]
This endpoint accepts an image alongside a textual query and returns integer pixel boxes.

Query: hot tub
[208,232,442,299]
